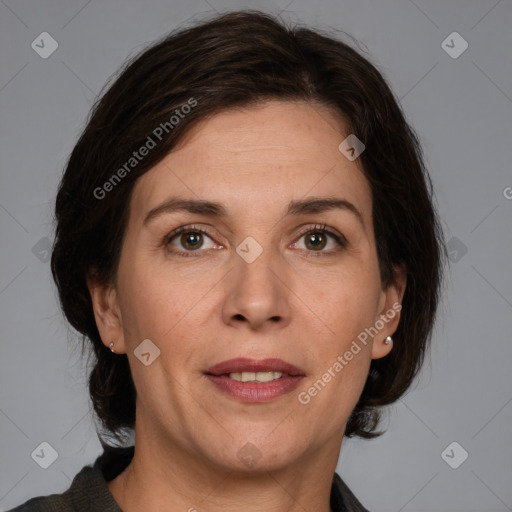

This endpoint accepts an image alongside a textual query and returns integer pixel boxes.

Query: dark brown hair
[51,10,445,443]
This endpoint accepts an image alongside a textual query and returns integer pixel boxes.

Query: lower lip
[205,375,304,403]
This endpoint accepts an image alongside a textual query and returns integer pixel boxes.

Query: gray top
[8,446,369,512]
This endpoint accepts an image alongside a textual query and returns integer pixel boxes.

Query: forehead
[131,100,372,226]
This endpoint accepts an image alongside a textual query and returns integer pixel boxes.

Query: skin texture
[88,100,406,512]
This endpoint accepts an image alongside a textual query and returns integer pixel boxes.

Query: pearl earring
[109,342,115,353]
[384,336,392,345]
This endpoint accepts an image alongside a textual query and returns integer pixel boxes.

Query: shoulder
[6,465,96,511]
[6,465,114,512]
[331,472,371,512]
[6,493,70,511]
[6,446,133,512]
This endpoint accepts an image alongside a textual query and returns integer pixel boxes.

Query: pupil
[182,232,203,250]
[307,233,326,250]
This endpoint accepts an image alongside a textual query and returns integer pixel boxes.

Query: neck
[107,415,341,512]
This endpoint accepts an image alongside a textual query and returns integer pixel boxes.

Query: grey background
[1,1,511,511]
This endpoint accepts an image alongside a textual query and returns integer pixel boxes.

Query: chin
[201,431,307,474]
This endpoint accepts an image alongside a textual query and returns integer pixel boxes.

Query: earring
[384,336,392,345]
[109,342,115,353]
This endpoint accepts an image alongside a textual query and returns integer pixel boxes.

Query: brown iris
[181,232,203,250]
[304,232,327,250]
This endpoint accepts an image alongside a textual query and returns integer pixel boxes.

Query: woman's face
[90,100,404,472]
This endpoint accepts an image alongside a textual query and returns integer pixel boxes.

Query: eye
[163,223,346,258]
[164,225,222,256]
[291,224,346,255]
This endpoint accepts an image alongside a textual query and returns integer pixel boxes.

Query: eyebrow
[144,196,364,227]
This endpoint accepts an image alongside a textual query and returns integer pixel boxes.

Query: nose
[221,246,291,332]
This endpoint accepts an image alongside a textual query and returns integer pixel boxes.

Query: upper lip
[205,358,305,376]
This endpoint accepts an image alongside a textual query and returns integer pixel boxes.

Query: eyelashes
[163,223,347,258]
[163,225,221,257]
[294,223,347,251]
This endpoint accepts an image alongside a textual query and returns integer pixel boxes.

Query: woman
[9,10,445,512]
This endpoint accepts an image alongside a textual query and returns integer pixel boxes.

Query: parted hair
[51,10,445,443]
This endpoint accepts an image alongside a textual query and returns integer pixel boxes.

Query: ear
[371,264,407,360]
[87,276,126,354]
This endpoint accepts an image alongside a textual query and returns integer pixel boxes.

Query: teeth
[229,371,283,382]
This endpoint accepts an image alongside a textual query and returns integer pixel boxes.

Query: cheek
[116,257,222,383]
[297,264,381,344]
[116,242,198,338]
[297,339,371,431]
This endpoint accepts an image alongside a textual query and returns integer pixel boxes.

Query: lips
[204,358,305,403]
[205,357,305,377]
